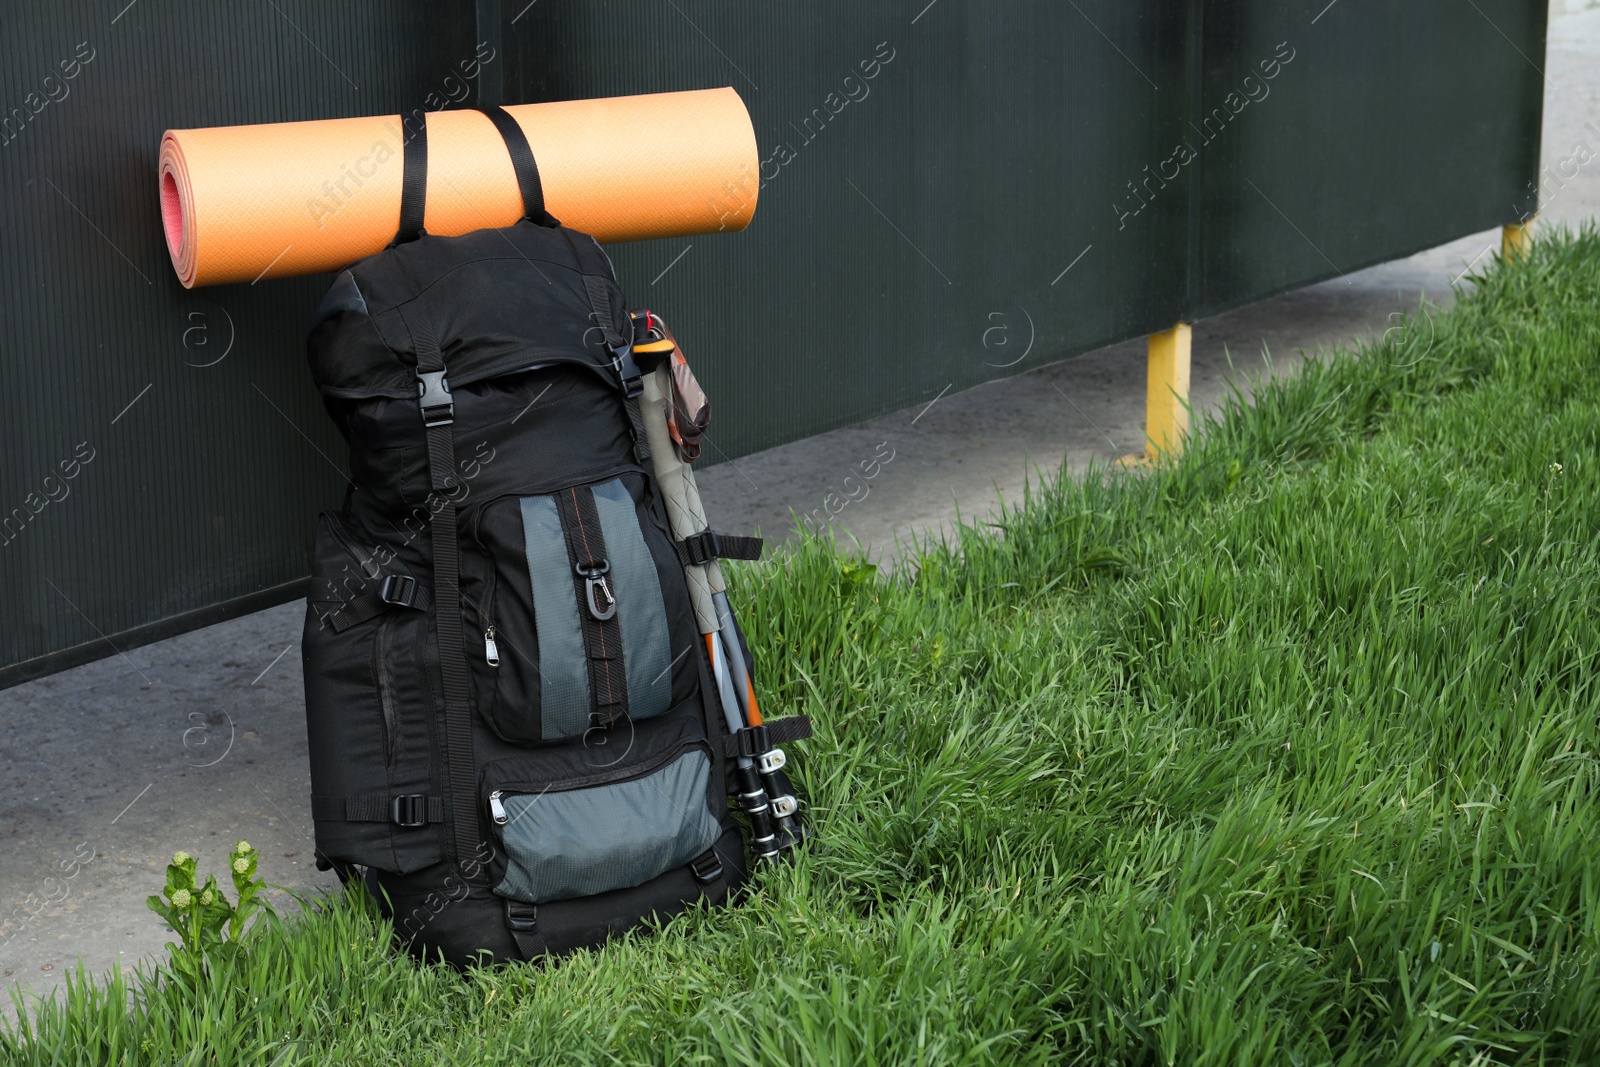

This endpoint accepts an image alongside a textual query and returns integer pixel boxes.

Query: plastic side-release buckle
[416,370,454,426]
[609,343,643,399]
[379,573,418,609]
[390,794,428,828]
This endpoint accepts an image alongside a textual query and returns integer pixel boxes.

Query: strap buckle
[678,530,763,566]
[735,724,772,760]
[379,573,418,609]
[504,900,538,932]
[689,851,724,885]
[416,370,454,427]
[682,530,722,566]
[390,794,428,828]
[608,343,643,399]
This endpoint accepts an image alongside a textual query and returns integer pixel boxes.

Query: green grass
[7,228,1600,1066]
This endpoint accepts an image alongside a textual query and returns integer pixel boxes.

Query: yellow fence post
[1502,214,1536,261]
[1122,322,1192,465]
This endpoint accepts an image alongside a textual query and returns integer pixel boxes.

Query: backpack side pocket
[303,512,443,873]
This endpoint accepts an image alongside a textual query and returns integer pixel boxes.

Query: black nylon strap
[674,530,764,567]
[582,276,628,349]
[721,716,813,758]
[555,486,628,729]
[477,105,558,227]
[505,900,548,959]
[310,794,444,824]
[393,108,428,245]
[398,304,487,884]
[323,581,433,634]
[562,228,616,287]
[622,394,652,464]
[562,232,630,359]
[509,928,548,959]
[573,266,652,464]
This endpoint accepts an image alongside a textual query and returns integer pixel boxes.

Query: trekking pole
[632,314,804,857]
[710,587,802,849]
[631,326,778,860]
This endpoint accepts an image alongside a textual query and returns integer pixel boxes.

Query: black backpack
[300,106,808,968]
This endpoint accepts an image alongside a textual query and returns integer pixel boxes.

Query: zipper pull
[484,626,500,668]
[488,790,508,826]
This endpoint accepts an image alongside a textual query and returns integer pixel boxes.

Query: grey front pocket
[492,747,723,905]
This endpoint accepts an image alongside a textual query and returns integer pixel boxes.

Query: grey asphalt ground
[3,3,1597,1016]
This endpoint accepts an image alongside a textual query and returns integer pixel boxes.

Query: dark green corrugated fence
[0,1,1543,685]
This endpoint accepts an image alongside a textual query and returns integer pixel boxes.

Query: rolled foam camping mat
[160,88,758,288]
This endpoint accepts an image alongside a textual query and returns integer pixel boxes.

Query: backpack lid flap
[308,224,621,401]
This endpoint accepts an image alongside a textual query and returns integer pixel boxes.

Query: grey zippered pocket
[484,737,722,905]
[466,471,698,744]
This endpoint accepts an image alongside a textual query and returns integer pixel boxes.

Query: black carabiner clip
[575,559,616,621]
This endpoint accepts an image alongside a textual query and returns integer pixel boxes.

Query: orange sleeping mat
[160,88,759,288]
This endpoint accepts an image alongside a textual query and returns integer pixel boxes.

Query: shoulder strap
[393,108,428,246]
[478,105,560,228]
